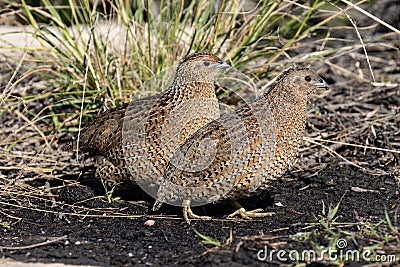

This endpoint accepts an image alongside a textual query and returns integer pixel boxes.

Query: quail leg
[183,200,212,223]
[95,157,126,188]
[227,200,275,219]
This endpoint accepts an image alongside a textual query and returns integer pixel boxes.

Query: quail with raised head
[63,52,229,190]
[153,67,329,222]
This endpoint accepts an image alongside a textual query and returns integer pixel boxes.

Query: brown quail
[153,67,329,222]
[63,52,229,189]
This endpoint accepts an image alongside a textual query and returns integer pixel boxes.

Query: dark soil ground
[1,55,399,266]
[1,161,400,266]
[1,2,400,266]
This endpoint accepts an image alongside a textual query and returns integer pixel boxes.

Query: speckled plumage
[153,67,329,222]
[63,52,229,188]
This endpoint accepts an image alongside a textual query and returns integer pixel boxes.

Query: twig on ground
[0,235,67,250]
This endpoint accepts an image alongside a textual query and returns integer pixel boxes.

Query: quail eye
[305,75,312,82]
[217,59,223,64]
[203,61,210,66]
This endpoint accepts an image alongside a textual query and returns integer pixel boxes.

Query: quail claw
[227,207,275,220]
[183,200,212,223]
[228,201,275,220]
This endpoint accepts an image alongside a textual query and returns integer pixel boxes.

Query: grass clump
[1,0,343,135]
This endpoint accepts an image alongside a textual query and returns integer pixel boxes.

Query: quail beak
[217,60,230,70]
[314,77,329,90]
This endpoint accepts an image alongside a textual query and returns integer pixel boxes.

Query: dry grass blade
[304,137,364,169]
[304,137,400,155]
[13,109,50,147]
[340,0,400,35]
[0,235,68,250]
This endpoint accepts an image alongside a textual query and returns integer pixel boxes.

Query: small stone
[144,220,155,227]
